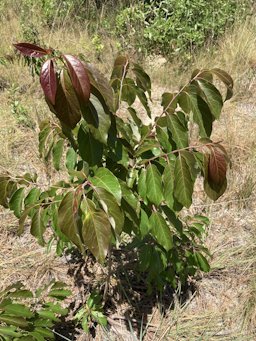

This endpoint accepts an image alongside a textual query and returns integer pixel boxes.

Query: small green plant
[9,85,34,128]
[0,281,71,340]
[0,42,233,295]
[74,292,107,333]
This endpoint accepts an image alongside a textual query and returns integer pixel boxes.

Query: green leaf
[82,94,111,144]
[140,209,150,238]
[174,151,197,208]
[8,290,33,299]
[133,63,151,98]
[162,161,175,209]
[108,138,129,168]
[89,168,122,204]
[0,315,28,328]
[156,117,172,152]
[91,311,107,326]
[81,316,89,333]
[52,139,64,171]
[9,188,25,218]
[135,140,160,157]
[33,327,54,339]
[24,188,40,207]
[211,68,233,101]
[146,164,163,206]
[58,191,83,250]
[29,331,45,341]
[48,289,71,299]
[3,304,33,318]
[0,326,23,337]
[110,55,129,84]
[39,124,51,157]
[43,303,68,316]
[93,187,124,234]
[149,212,173,251]
[37,309,60,322]
[161,92,178,114]
[195,252,210,272]
[18,206,33,235]
[179,86,214,138]
[135,87,151,117]
[138,168,147,202]
[30,208,46,246]
[81,199,112,263]
[121,78,137,105]
[119,180,140,225]
[167,113,188,149]
[65,147,77,171]
[77,125,103,166]
[127,107,142,127]
[194,79,223,119]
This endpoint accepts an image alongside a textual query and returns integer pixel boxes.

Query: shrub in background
[115,0,253,58]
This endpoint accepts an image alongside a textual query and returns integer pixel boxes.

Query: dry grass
[0,7,256,341]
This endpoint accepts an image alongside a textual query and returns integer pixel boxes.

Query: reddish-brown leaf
[63,54,90,104]
[40,59,57,105]
[208,146,227,185]
[13,43,50,58]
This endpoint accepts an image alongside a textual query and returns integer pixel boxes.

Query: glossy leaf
[30,208,46,246]
[63,54,91,104]
[121,78,137,105]
[149,212,173,251]
[58,191,83,250]
[52,139,64,171]
[40,59,57,106]
[195,252,210,272]
[24,188,40,207]
[13,42,50,57]
[136,87,151,117]
[0,326,23,337]
[90,168,122,204]
[77,125,103,166]
[208,145,227,185]
[9,188,25,218]
[174,151,197,208]
[82,94,111,144]
[156,117,172,152]
[146,164,163,206]
[84,63,114,112]
[46,70,81,129]
[0,315,28,328]
[81,199,112,263]
[133,63,151,97]
[161,92,178,114]
[194,79,223,119]
[111,55,129,83]
[138,168,147,202]
[167,113,188,149]
[119,180,140,225]
[211,68,233,100]
[0,178,16,208]
[65,147,77,170]
[93,187,124,234]
[162,161,175,209]
[180,85,213,137]
[39,124,51,157]
[3,303,33,318]
[203,145,228,200]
